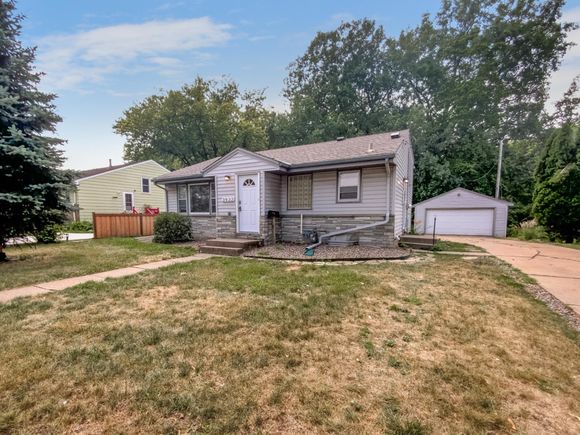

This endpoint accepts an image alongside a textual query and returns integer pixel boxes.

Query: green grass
[0,238,195,290]
[0,256,578,433]
[433,240,485,252]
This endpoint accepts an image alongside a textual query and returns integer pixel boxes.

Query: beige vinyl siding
[75,161,168,221]
[280,166,388,215]
[204,150,279,216]
[414,188,509,237]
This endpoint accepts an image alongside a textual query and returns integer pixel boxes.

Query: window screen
[142,178,150,193]
[287,174,312,209]
[337,170,360,201]
[189,184,210,213]
[123,193,133,211]
[177,185,187,213]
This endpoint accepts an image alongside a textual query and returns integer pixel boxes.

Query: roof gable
[413,187,513,208]
[202,148,283,174]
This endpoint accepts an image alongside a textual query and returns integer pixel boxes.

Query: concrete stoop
[200,238,261,256]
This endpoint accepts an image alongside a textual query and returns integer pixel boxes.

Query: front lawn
[0,238,195,290]
[0,256,578,434]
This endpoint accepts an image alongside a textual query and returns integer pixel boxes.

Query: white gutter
[305,158,392,254]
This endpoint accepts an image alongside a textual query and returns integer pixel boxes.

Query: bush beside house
[153,213,193,244]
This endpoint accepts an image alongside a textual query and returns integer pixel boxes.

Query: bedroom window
[177,185,187,213]
[142,177,150,193]
[287,174,312,210]
[337,170,361,202]
[189,182,216,214]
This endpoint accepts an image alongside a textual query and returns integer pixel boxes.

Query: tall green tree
[115,77,274,169]
[285,19,406,142]
[283,1,573,204]
[0,0,72,259]
[533,124,580,242]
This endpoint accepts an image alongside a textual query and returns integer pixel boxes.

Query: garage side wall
[414,189,509,237]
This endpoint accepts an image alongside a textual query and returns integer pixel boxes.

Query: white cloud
[547,7,580,110]
[36,17,232,90]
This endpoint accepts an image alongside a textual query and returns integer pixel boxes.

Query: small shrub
[35,224,61,244]
[153,212,193,244]
[508,220,548,241]
[63,220,93,233]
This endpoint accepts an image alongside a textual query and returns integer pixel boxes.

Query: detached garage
[413,188,512,237]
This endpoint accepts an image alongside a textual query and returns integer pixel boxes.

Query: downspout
[154,181,168,212]
[305,158,392,256]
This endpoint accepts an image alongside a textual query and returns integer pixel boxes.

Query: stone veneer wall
[189,216,217,240]
[216,215,236,238]
[279,215,396,248]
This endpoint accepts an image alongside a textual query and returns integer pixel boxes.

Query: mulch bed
[243,243,410,261]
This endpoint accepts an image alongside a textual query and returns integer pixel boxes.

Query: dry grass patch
[0,256,578,434]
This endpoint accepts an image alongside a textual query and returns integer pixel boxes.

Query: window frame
[177,184,188,213]
[122,191,134,212]
[141,177,151,193]
[287,173,313,210]
[187,181,215,215]
[336,169,362,203]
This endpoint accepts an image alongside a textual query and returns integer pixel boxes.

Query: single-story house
[154,130,414,247]
[72,160,169,221]
[413,187,512,237]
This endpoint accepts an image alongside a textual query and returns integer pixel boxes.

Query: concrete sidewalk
[0,254,214,303]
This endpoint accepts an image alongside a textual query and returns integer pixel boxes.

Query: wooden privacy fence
[93,213,157,239]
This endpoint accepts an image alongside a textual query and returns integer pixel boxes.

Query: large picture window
[189,182,215,214]
[287,174,312,210]
[337,170,361,202]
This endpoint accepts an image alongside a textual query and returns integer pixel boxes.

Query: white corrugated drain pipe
[304,158,392,256]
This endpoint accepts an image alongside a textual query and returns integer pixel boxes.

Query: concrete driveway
[442,236,580,315]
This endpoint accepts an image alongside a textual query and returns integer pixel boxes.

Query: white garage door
[425,209,494,236]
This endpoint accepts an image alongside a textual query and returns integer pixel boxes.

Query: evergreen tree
[533,124,580,242]
[0,0,72,259]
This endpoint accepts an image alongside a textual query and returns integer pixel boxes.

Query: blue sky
[17,0,580,170]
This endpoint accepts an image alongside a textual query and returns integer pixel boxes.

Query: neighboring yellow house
[72,160,169,221]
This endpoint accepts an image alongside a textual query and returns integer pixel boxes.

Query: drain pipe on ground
[304,159,392,256]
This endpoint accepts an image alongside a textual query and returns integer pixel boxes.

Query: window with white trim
[287,174,312,210]
[177,185,187,213]
[123,192,134,211]
[188,182,216,214]
[142,177,150,193]
[337,170,360,202]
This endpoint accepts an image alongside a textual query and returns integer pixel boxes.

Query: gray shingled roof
[155,130,409,182]
[155,157,221,182]
[77,162,136,179]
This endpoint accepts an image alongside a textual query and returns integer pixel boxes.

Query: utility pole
[495,138,504,198]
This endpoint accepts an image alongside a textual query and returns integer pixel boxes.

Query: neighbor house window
[188,182,215,214]
[177,185,187,213]
[123,192,134,211]
[337,170,360,202]
[142,177,150,193]
[287,174,312,210]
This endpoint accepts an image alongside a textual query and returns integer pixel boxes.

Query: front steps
[399,234,439,250]
[200,238,261,256]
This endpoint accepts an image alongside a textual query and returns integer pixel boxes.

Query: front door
[238,174,260,233]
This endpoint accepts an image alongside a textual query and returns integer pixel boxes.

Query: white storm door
[237,174,260,233]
